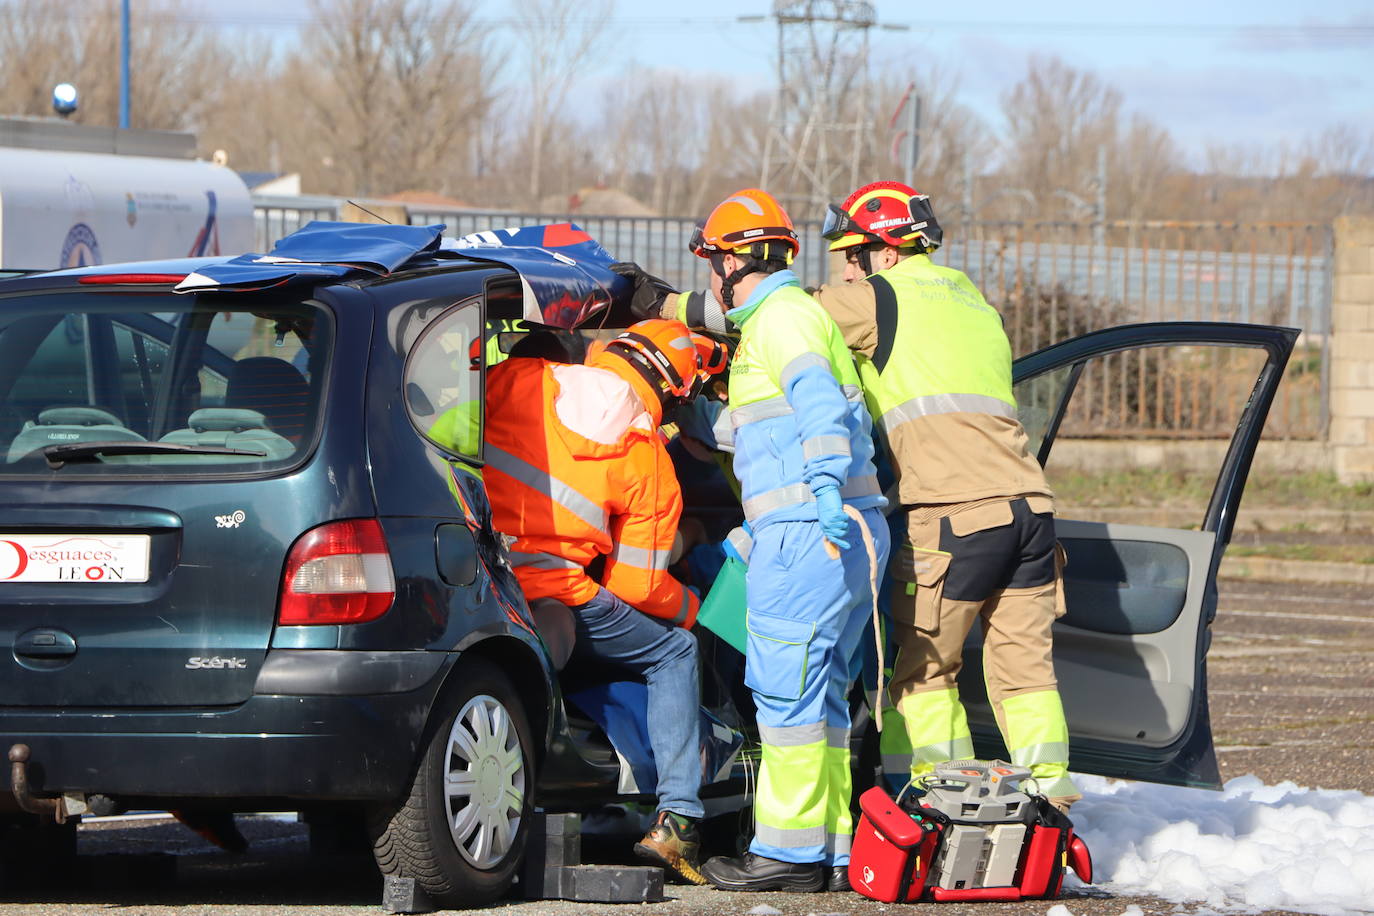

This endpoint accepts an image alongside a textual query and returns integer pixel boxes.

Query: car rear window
[0,289,331,475]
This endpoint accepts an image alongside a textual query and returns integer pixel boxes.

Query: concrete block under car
[381,875,435,914]
[521,812,665,903]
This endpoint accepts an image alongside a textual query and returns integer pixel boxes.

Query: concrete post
[1330,217,1374,484]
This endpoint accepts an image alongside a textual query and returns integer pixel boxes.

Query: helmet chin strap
[712,253,757,311]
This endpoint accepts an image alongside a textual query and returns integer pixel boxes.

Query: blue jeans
[568,588,705,820]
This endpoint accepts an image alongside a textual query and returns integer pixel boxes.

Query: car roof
[42,256,235,279]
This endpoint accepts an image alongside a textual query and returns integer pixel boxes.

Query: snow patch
[1070,773,1374,916]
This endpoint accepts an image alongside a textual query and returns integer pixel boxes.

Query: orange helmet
[602,318,719,403]
[824,181,942,254]
[694,189,798,262]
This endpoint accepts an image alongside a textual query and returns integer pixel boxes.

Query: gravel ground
[0,576,1367,916]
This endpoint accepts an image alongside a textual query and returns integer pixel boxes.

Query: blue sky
[195,0,1374,168]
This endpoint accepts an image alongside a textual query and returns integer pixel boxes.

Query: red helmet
[823,181,942,253]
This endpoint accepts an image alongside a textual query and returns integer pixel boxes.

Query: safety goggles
[687,222,706,256]
[821,203,855,241]
[822,195,937,242]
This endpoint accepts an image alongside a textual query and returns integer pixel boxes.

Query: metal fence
[253,197,1333,439]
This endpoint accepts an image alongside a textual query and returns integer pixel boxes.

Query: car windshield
[0,288,331,475]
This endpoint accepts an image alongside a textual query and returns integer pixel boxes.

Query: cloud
[1103,63,1367,164]
[1226,14,1374,53]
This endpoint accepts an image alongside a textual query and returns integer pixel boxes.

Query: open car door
[956,322,1298,788]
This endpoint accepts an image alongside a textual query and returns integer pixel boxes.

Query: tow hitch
[8,743,86,823]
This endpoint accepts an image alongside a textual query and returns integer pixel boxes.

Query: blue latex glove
[814,485,851,550]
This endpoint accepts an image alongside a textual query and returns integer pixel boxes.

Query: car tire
[368,658,533,908]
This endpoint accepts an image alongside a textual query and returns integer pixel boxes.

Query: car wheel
[368,658,533,908]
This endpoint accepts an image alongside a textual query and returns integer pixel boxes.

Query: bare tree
[860,67,995,223]
[0,0,234,131]
[1110,114,1180,222]
[998,56,1121,219]
[510,0,613,208]
[292,0,489,196]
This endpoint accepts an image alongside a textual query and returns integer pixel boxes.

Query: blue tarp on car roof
[175,222,446,293]
[442,223,622,328]
[174,220,625,331]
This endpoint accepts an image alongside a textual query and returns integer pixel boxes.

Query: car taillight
[277,519,395,625]
[77,273,187,285]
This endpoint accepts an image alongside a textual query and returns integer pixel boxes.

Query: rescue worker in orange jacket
[483,318,724,884]
[815,181,1080,812]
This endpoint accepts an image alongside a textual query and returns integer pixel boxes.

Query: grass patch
[1050,468,1374,511]
[1228,544,1374,564]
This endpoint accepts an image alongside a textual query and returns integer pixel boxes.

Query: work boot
[826,865,851,892]
[634,811,707,885]
[701,852,824,892]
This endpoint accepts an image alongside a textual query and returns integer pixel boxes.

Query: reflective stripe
[485,444,608,534]
[726,526,753,563]
[803,434,850,460]
[730,395,793,427]
[670,588,692,625]
[732,387,863,429]
[826,832,852,856]
[508,551,583,571]
[754,822,825,849]
[779,352,831,389]
[911,736,975,767]
[825,725,849,749]
[882,754,914,778]
[758,721,826,747]
[880,393,1017,430]
[741,475,882,520]
[1032,770,1079,799]
[711,405,735,450]
[1010,741,1070,766]
[609,542,672,571]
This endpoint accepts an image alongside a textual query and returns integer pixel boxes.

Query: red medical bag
[849,761,1093,903]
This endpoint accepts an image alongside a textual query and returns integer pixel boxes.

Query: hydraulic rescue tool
[849,759,1093,903]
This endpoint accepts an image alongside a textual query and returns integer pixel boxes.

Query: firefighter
[482,318,724,885]
[688,189,890,893]
[814,181,1080,812]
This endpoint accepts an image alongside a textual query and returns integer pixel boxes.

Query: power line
[21,9,1374,39]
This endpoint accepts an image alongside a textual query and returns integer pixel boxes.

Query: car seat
[225,357,312,442]
[159,408,295,461]
[6,405,144,463]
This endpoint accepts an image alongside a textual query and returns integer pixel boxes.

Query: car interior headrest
[38,406,122,427]
[187,408,270,433]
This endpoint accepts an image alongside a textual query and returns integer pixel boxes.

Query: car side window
[1016,342,1270,529]
[403,300,483,461]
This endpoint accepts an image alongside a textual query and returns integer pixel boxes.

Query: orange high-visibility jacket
[483,355,698,627]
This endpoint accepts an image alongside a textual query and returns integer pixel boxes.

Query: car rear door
[0,283,366,708]
[955,321,1298,788]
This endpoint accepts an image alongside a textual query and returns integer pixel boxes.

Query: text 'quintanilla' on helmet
[823,181,943,255]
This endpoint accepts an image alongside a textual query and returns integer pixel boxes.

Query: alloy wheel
[443,693,526,869]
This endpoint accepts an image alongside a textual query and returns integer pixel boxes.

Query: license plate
[0,534,151,583]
